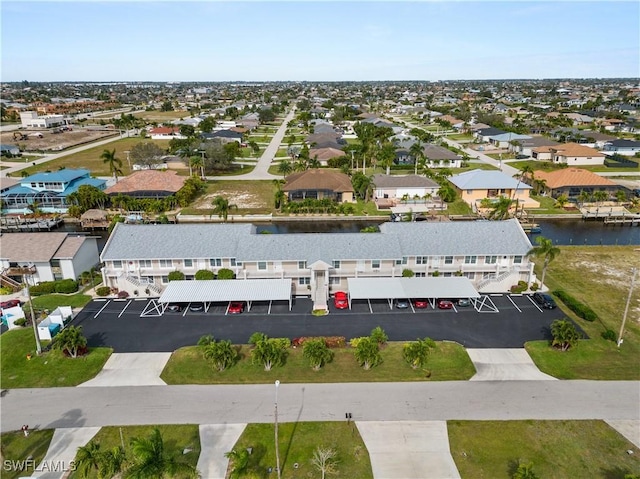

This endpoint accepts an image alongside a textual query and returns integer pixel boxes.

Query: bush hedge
[29,279,78,296]
[95,286,112,297]
[553,289,598,322]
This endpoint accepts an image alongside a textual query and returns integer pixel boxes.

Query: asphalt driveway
[69,295,578,353]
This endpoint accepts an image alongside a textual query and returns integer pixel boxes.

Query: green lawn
[29,293,93,312]
[0,328,112,388]
[0,429,55,479]
[448,420,640,479]
[161,341,475,385]
[509,159,639,174]
[525,195,582,215]
[445,199,474,215]
[67,425,200,479]
[14,137,172,177]
[230,422,373,479]
[525,246,640,379]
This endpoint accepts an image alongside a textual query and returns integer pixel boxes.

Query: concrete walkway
[605,420,640,448]
[196,423,247,479]
[78,353,171,387]
[467,349,557,381]
[356,421,461,479]
[32,427,100,479]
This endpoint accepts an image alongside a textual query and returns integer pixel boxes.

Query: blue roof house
[0,169,106,214]
[448,170,538,209]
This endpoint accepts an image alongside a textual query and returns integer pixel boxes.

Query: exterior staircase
[0,269,22,292]
[475,268,518,292]
[124,275,163,296]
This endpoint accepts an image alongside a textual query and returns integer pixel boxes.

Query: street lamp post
[617,268,637,348]
[274,380,281,479]
[21,264,41,355]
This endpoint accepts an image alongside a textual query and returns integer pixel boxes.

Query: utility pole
[22,264,41,355]
[274,380,281,479]
[617,268,637,348]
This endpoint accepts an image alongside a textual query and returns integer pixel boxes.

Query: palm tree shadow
[281,386,305,472]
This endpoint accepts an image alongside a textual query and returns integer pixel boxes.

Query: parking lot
[69,293,575,353]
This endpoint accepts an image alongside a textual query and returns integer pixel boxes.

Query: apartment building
[100,220,535,306]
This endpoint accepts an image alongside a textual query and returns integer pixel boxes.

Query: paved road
[209,109,296,181]
[1,381,637,433]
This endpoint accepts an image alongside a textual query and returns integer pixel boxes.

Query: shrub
[55,279,79,294]
[511,280,528,294]
[216,268,235,280]
[167,270,185,282]
[324,336,346,348]
[95,286,112,296]
[29,281,56,296]
[530,282,539,291]
[13,318,27,327]
[402,268,415,278]
[370,326,388,346]
[117,290,130,299]
[553,289,598,322]
[601,329,617,342]
[349,337,366,348]
[195,269,215,280]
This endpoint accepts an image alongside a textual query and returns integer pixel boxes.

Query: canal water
[47,218,640,249]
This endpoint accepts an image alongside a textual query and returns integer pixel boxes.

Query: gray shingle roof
[449,170,531,191]
[101,219,532,263]
[373,174,439,188]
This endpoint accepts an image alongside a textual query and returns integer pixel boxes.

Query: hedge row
[553,289,598,322]
[29,279,79,296]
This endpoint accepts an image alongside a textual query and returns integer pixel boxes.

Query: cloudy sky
[2,1,638,81]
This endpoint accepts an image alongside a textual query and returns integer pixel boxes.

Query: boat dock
[0,216,65,232]
[580,206,640,226]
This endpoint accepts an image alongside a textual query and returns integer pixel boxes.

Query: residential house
[99,220,536,299]
[283,169,355,203]
[0,144,20,157]
[0,232,100,285]
[546,143,605,166]
[0,169,106,214]
[308,147,346,166]
[602,139,640,156]
[373,174,439,201]
[201,129,243,144]
[448,169,536,208]
[105,170,187,199]
[487,133,532,149]
[532,168,621,198]
[149,127,185,140]
[422,144,462,168]
[509,137,559,158]
[474,127,507,143]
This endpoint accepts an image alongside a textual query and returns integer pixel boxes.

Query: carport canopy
[158,279,292,311]
[346,277,480,309]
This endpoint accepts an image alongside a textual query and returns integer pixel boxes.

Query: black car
[532,292,556,309]
[189,302,204,312]
[166,303,183,312]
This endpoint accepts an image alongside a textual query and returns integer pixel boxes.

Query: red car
[333,291,349,309]
[413,299,429,309]
[0,299,21,309]
[228,302,245,314]
[437,300,454,310]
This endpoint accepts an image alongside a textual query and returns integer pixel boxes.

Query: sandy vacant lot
[1,128,116,152]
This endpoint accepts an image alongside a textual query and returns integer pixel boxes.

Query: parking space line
[410,302,415,313]
[367,299,373,314]
[268,302,272,315]
[93,300,110,319]
[507,295,522,312]
[118,300,132,318]
[452,303,458,313]
[182,307,188,317]
[134,298,147,301]
[527,295,544,312]
[224,304,229,316]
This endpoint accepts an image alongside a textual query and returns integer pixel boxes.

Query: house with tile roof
[283,169,355,203]
[0,169,106,214]
[104,170,187,199]
[448,170,537,208]
[533,142,606,166]
[308,147,346,166]
[531,168,621,198]
[0,232,100,285]
[99,220,535,299]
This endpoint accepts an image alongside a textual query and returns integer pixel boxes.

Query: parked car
[333,291,349,309]
[413,298,429,309]
[532,292,556,309]
[0,299,21,309]
[189,302,204,312]
[228,302,245,314]
[166,303,182,312]
[437,300,454,310]
[457,298,471,307]
[395,299,410,309]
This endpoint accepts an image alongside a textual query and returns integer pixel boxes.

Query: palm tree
[52,325,87,358]
[211,196,237,222]
[224,448,249,479]
[578,189,592,206]
[277,159,293,178]
[190,155,205,179]
[75,441,103,478]
[101,148,123,183]
[409,140,424,175]
[378,142,397,175]
[527,236,561,287]
[593,190,609,206]
[487,196,514,220]
[511,164,535,212]
[125,428,200,479]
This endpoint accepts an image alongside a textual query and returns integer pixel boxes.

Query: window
[371,260,381,269]
[395,256,408,266]
[185,275,194,280]
[184,259,193,268]
[444,256,453,265]
[332,260,341,269]
[464,256,477,264]
[258,261,267,270]
[485,256,497,264]
[329,277,341,285]
[464,272,475,280]
[210,258,222,267]
[230,258,237,267]
[159,259,173,268]
[161,276,169,284]
[514,255,523,264]
[415,272,426,277]
[298,277,310,285]
[298,261,307,270]
[113,260,122,269]
[416,256,428,265]
[139,260,152,268]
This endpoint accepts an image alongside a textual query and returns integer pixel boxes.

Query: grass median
[449,420,640,479]
[525,245,640,380]
[0,328,112,388]
[161,341,475,385]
